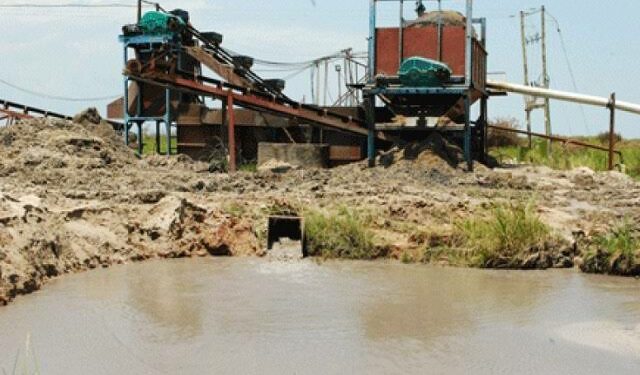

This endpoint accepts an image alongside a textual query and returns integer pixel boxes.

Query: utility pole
[541,5,552,156]
[315,62,320,106]
[520,6,552,155]
[324,59,329,106]
[336,64,342,105]
[137,0,142,22]
[520,11,532,148]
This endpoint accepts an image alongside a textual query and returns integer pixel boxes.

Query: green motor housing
[398,57,452,87]
[139,11,186,35]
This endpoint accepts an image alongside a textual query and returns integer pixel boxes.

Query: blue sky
[1,0,640,137]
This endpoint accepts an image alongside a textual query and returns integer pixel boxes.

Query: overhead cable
[0,78,119,102]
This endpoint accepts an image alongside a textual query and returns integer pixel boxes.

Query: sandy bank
[0,116,638,305]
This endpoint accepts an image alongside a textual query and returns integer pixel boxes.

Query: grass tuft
[582,221,640,276]
[304,207,381,259]
[454,201,552,267]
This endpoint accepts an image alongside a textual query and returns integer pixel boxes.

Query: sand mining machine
[108,0,489,171]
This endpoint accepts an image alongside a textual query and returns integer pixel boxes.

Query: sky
[1,0,640,137]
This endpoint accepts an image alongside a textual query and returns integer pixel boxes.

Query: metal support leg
[137,122,143,155]
[164,87,171,156]
[608,92,616,171]
[227,94,237,173]
[364,94,376,168]
[123,47,130,147]
[221,97,228,145]
[155,121,160,154]
[480,96,488,163]
[464,95,473,172]
[124,122,130,146]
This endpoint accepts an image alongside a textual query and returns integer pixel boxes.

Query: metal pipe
[436,0,442,61]
[368,0,377,81]
[487,80,640,115]
[464,0,473,86]
[399,0,404,67]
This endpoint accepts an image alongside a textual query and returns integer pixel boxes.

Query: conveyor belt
[186,26,293,102]
[126,73,388,140]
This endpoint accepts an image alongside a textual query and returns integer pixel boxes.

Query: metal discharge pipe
[487,80,640,116]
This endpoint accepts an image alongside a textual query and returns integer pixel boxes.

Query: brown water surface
[0,258,639,374]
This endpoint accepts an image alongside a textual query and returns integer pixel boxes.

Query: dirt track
[0,117,638,305]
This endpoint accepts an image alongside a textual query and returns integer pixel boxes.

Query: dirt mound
[0,116,212,193]
[0,192,261,305]
[379,132,465,172]
[0,117,137,185]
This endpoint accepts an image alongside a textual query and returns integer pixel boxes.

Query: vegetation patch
[450,201,562,269]
[304,207,383,259]
[581,221,640,276]
[491,137,640,179]
[487,117,523,147]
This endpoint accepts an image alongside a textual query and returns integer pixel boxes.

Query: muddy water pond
[0,258,639,374]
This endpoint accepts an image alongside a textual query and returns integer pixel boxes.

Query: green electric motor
[398,57,452,87]
[139,11,186,35]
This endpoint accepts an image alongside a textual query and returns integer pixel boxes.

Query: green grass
[582,221,640,276]
[142,135,169,155]
[304,207,382,260]
[452,201,553,268]
[239,163,257,172]
[491,138,640,179]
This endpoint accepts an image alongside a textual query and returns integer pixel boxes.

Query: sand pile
[0,115,214,194]
[0,116,136,188]
[379,132,465,172]
[406,10,467,28]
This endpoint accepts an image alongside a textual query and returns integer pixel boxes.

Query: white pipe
[487,80,640,116]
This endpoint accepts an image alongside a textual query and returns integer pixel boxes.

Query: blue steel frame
[364,0,487,171]
[120,33,180,156]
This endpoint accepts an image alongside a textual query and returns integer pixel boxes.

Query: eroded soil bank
[0,116,638,305]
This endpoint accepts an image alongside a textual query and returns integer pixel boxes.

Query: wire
[224,48,367,68]
[0,3,139,8]
[282,65,314,81]
[0,78,120,102]
[546,11,591,133]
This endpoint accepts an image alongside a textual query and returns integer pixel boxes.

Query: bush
[304,207,381,259]
[581,221,640,276]
[455,201,552,268]
[596,131,623,145]
[487,117,523,148]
